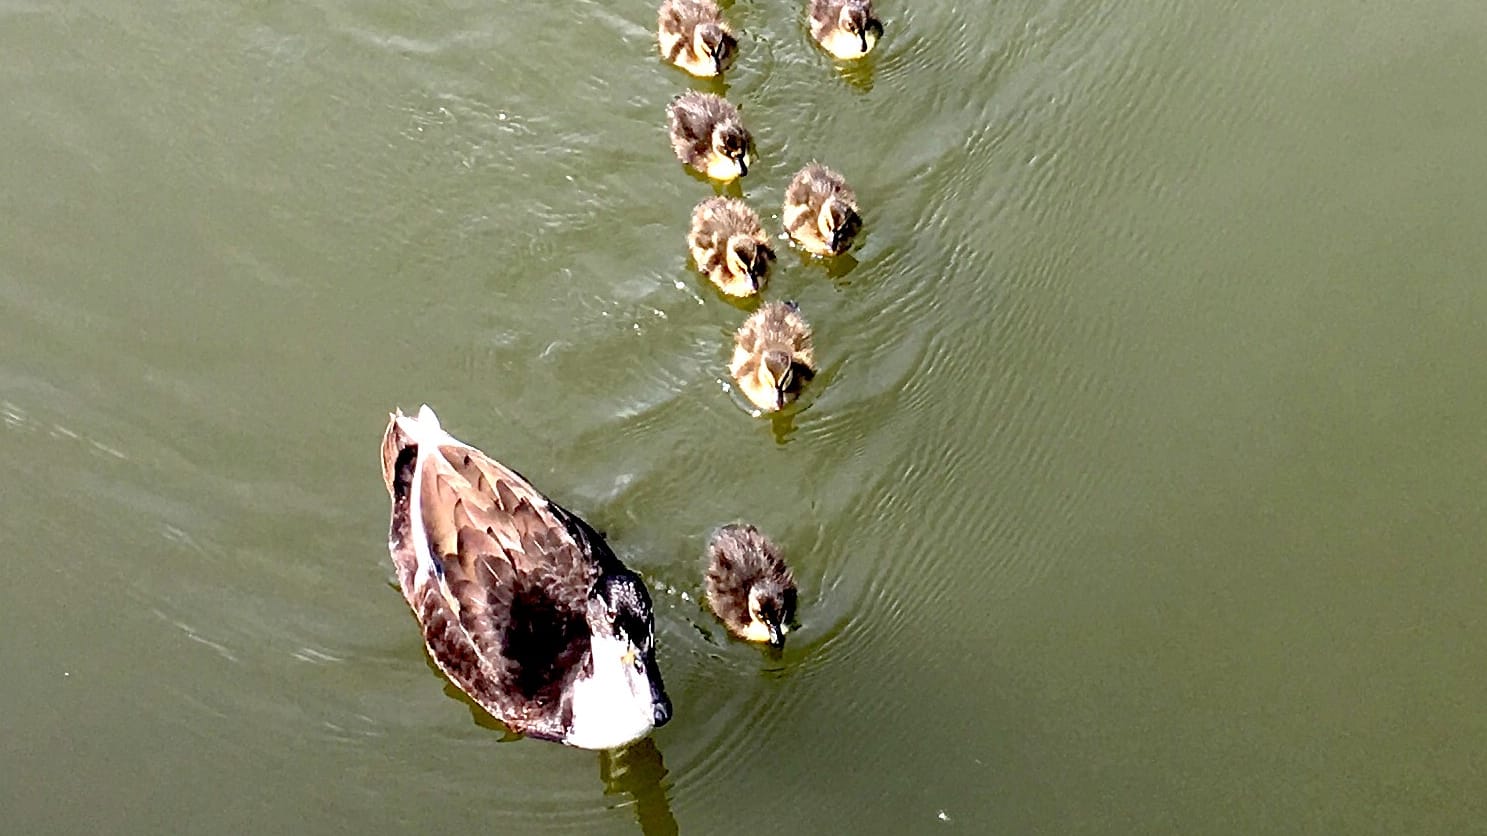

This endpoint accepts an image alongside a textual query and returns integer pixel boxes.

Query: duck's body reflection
[439,676,679,835]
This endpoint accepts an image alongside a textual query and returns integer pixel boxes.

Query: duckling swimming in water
[706,524,798,647]
[729,300,815,413]
[783,163,862,256]
[808,0,883,60]
[379,406,672,750]
[688,196,775,297]
[658,0,737,77]
[667,91,752,182]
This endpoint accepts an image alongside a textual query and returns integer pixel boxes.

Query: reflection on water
[436,647,679,834]
[599,738,678,836]
[833,61,876,94]
[767,406,804,445]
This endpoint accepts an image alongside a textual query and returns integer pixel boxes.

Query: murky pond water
[4,0,1487,832]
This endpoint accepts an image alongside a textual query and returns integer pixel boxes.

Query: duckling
[706,524,798,647]
[729,300,815,412]
[667,91,752,182]
[658,0,737,77]
[783,163,862,256]
[380,406,673,750]
[808,0,883,59]
[688,197,775,297]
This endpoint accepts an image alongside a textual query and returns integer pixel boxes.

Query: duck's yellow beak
[621,647,638,668]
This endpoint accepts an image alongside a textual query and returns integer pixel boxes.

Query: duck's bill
[646,655,673,727]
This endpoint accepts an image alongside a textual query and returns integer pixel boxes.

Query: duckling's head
[838,1,881,55]
[572,572,672,745]
[817,197,863,255]
[693,22,734,75]
[746,579,798,648]
[760,347,796,410]
[724,235,772,293]
[710,122,750,178]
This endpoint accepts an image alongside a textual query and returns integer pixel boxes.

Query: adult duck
[380,406,672,749]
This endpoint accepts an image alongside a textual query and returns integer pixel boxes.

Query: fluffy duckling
[729,300,815,413]
[706,524,798,647]
[783,163,862,256]
[688,197,775,297]
[658,0,737,77]
[667,91,752,182]
[809,0,883,60]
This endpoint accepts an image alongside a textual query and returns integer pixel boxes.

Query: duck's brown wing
[382,413,599,739]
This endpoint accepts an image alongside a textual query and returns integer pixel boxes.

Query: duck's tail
[382,404,462,477]
[394,404,451,447]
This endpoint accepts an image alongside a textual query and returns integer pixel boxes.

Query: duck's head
[838,1,882,56]
[569,572,672,748]
[709,122,750,179]
[693,22,734,75]
[724,235,773,294]
[745,579,798,648]
[817,197,863,255]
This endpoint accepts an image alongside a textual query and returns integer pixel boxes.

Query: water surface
[4,0,1487,832]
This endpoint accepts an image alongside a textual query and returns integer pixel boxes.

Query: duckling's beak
[830,227,846,254]
[772,376,791,409]
[859,32,869,54]
[736,154,748,177]
[767,623,785,648]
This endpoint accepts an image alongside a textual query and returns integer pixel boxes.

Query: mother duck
[380,406,672,749]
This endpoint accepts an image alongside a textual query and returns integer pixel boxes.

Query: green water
[4,0,1487,832]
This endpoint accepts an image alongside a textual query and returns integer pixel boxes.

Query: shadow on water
[768,402,802,444]
[599,737,679,836]
[834,60,876,93]
[791,249,861,284]
[688,74,730,99]
[676,163,750,198]
[823,250,861,283]
[436,678,526,741]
